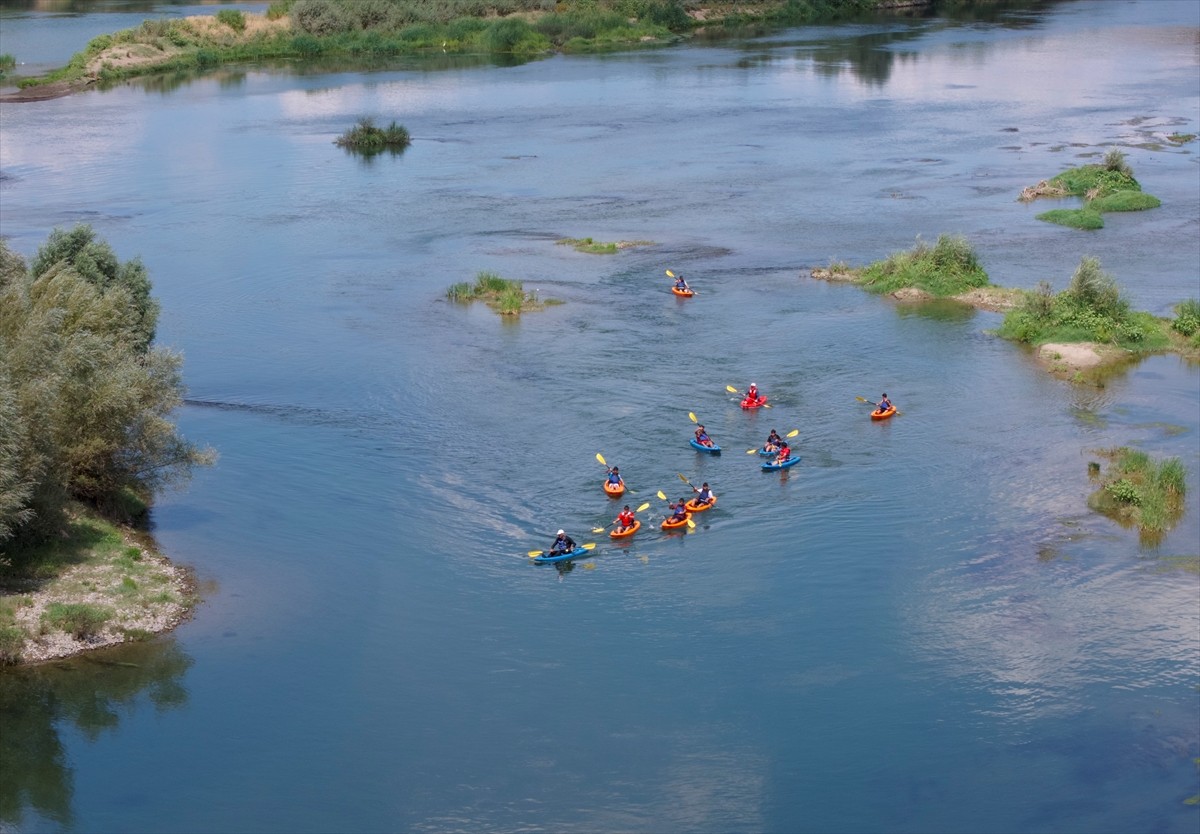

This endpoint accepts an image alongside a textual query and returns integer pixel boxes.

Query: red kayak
[740,395,768,409]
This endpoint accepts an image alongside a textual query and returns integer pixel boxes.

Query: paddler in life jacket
[876,393,892,414]
[694,425,714,447]
[691,482,715,506]
[549,529,576,556]
[616,505,636,532]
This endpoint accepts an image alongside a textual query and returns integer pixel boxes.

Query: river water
[1,1,1198,831]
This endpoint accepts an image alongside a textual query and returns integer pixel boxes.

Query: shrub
[859,234,989,297]
[1171,299,1200,337]
[1103,148,1133,178]
[42,602,113,639]
[1106,478,1140,505]
[0,626,23,665]
[485,18,549,54]
[291,0,356,36]
[216,9,246,32]
[267,1,295,21]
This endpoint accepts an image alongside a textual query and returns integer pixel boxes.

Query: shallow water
[1,2,1198,831]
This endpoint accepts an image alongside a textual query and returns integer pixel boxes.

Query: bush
[334,117,411,154]
[291,0,356,36]
[1088,190,1161,212]
[267,1,295,21]
[42,602,113,639]
[1103,148,1133,178]
[0,626,23,665]
[1170,299,1200,337]
[216,9,246,32]
[485,18,549,54]
[1035,208,1104,230]
[859,234,990,297]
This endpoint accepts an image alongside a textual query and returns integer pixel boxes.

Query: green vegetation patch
[445,271,558,316]
[1087,447,1188,545]
[859,234,990,297]
[334,117,411,155]
[997,257,1170,350]
[1020,150,1160,229]
[1170,299,1200,348]
[1167,133,1197,144]
[555,237,653,254]
[41,602,114,639]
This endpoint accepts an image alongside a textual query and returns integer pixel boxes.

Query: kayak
[871,406,897,421]
[684,495,717,513]
[689,438,721,454]
[757,447,776,457]
[603,480,625,497]
[661,513,691,530]
[740,395,768,409]
[671,286,694,298]
[610,520,641,539]
[761,455,802,471]
[533,546,589,564]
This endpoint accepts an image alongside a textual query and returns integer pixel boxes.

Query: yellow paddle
[593,502,651,532]
[688,412,698,423]
[527,542,597,558]
[746,428,799,454]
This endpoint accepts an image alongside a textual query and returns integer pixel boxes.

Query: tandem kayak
[690,438,721,454]
[610,520,641,539]
[533,547,590,564]
[661,513,691,530]
[871,406,897,421]
[684,495,717,513]
[603,480,625,497]
[671,286,695,298]
[740,395,768,409]
[761,455,801,471]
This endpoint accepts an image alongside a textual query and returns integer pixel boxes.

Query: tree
[0,231,212,552]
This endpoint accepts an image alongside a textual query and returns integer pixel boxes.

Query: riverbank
[0,506,195,666]
[1,0,934,101]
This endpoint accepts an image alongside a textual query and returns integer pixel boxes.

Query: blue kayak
[690,438,721,454]
[761,455,801,471]
[757,447,775,457]
[533,546,589,564]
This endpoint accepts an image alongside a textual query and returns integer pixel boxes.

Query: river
[1,1,1198,831]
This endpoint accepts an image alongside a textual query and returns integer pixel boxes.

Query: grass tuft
[859,234,989,297]
[1087,447,1188,545]
[444,271,554,316]
[334,117,411,155]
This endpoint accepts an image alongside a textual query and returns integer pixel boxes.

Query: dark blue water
[1,2,1197,831]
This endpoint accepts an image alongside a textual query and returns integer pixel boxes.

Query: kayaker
[549,529,576,556]
[668,500,689,522]
[694,425,714,447]
[764,429,783,452]
[774,441,791,465]
[606,467,624,488]
[876,393,892,414]
[674,274,690,291]
[691,482,715,506]
[746,383,762,404]
[616,505,636,532]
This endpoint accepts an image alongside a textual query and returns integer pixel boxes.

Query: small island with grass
[1087,448,1187,546]
[811,237,1199,379]
[446,271,560,316]
[1018,149,1161,230]
[555,237,654,255]
[335,117,411,155]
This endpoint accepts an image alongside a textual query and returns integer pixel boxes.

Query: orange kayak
[871,406,896,421]
[671,286,694,298]
[610,520,641,539]
[603,480,625,497]
[661,513,691,530]
[684,495,716,513]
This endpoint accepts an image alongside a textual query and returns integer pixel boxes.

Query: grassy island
[1087,448,1187,545]
[857,234,990,297]
[335,117,411,155]
[446,271,560,316]
[556,237,654,255]
[1019,150,1161,230]
[4,1,932,98]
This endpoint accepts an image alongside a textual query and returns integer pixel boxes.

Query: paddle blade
[596,452,607,466]
[677,473,689,483]
[726,385,739,394]
[787,429,799,438]
[688,412,698,423]
[686,518,696,529]
[856,396,870,403]
[657,490,668,501]
[665,269,675,278]
[527,550,543,557]
[591,527,605,534]
[636,502,651,512]
[747,448,757,454]
[582,542,597,550]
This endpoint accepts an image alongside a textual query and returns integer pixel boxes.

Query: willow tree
[0,230,211,552]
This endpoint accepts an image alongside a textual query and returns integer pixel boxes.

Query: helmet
[750,382,757,387]
[557,529,564,536]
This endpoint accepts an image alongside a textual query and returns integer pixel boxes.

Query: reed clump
[445,271,555,316]
[859,234,990,297]
[334,117,411,154]
[997,256,1169,349]
[1087,447,1187,544]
